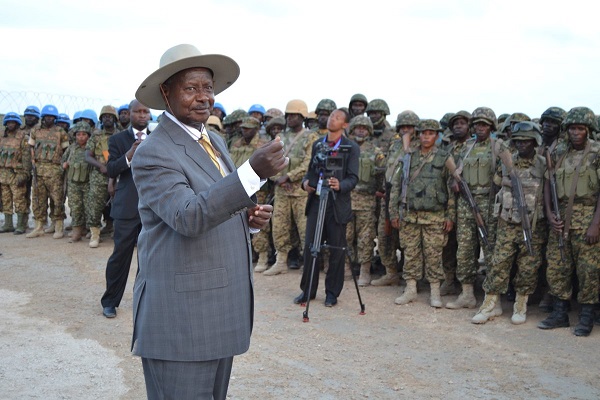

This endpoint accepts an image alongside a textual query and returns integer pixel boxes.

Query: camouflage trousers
[1,180,29,214]
[455,195,496,284]
[67,180,89,227]
[483,219,544,295]
[86,170,108,228]
[272,188,306,256]
[32,171,65,222]
[252,191,270,254]
[442,228,457,275]
[346,205,377,264]
[546,228,600,304]
[377,200,400,270]
[399,221,447,283]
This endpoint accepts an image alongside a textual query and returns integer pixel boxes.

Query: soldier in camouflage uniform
[538,107,600,337]
[498,112,531,140]
[265,116,286,140]
[56,114,71,141]
[222,109,248,148]
[472,122,546,325]
[366,99,395,155]
[371,110,420,287]
[345,116,385,286]
[62,122,92,243]
[447,107,503,309]
[0,113,31,234]
[314,99,337,136]
[21,106,41,222]
[348,93,368,119]
[26,105,69,239]
[265,99,319,276]
[229,117,272,272]
[439,112,455,145]
[439,110,472,295]
[85,105,118,248]
[390,119,455,307]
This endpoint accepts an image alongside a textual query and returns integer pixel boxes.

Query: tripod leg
[345,249,366,315]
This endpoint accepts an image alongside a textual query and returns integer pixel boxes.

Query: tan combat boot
[357,262,371,287]
[471,293,502,324]
[53,220,64,239]
[263,257,287,276]
[44,220,55,234]
[26,220,45,238]
[430,282,443,308]
[446,283,477,309]
[439,271,458,296]
[511,293,528,325]
[89,227,101,248]
[69,226,84,243]
[254,253,269,273]
[395,279,417,305]
[371,265,400,286]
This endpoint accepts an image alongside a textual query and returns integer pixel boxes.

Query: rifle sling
[562,140,591,238]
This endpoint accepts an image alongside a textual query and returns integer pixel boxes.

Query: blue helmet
[56,113,71,125]
[213,102,227,117]
[118,103,129,115]
[3,112,22,126]
[80,109,98,125]
[41,104,59,118]
[72,110,83,123]
[248,104,265,115]
[23,105,41,118]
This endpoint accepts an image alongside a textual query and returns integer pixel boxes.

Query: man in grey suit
[131,44,288,399]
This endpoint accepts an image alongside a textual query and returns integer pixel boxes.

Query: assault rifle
[456,176,490,249]
[509,171,534,256]
[545,152,566,262]
[399,151,412,220]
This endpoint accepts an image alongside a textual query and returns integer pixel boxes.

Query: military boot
[0,213,14,233]
[538,290,553,313]
[26,220,45,238]
[53,220,64,239]
[429,282,443,308]
[574,305,595,337]
[371,265,400,286]
[254,253,269,273]
[263,257,287,276]
[511,293,528,325]
[13,213,28,235]
[44,220,55,234]
[439,271,458,296]
[89,227,101,248]
[395,279,417,305]
[471,293,501,324]
[69,226,84,243]
[538,298,570,329]
[446,283,477,309]
[357,262,371,287]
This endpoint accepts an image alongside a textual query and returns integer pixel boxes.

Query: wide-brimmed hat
[135,44,240,110]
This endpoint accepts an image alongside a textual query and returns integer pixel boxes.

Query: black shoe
[574,305,595,337]
[538,299,569,330]
[324,295,337,307]
[103,306,117,318]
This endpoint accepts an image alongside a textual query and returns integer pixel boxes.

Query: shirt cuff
[239,160,265,197]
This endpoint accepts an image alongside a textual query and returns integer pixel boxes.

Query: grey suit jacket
[130,115,256,362]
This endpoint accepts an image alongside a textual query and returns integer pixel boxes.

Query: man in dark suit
[131,44,287,400]
[100,99,151,318]
[296,108,360,307]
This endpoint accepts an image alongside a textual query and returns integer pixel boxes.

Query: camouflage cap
[223,109,249,125]
[240,116,261,129]
[266,116,286,132]
[395,110,420,127]
[72,121,92,135]
[349,115,373,136]
[470,107,497,130]
[264,108,284,119]
[448,110,472,128]
[349,93,368,107]
[417,119,442,132]
[440,112,455,130]
[563,106,598,132]
[540,107,567,124]
[511,121,542,145]
[99,105,118,119]
[366,99,390,116]
[315,99,337,113]
[207,115,223,131]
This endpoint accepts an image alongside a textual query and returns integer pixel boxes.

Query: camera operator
[295,109,359,307]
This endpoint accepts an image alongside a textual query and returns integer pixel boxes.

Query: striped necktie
[198,131,225,177]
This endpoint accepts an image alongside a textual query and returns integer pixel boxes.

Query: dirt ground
[1,226,599,400]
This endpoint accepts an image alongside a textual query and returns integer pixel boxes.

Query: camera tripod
[302,186,366,322]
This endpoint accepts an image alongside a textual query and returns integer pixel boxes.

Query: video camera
[312,142,352,174]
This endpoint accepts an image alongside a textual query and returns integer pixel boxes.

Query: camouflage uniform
[0,127,31,215]
[223,109,248,148]
[28,125,69,223]
[367,99,396,155]
[62,141,90,228]
[86,129,112,229]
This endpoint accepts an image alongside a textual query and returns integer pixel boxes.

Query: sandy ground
[1,226,599,400]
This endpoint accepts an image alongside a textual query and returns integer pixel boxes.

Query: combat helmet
[248,104,265,115]
[284,99,308,118]
[511,121,542,146]
[24,105,41,119]
[41,105,59,118]
[417,119,443,132]
[540,107,567,124]
[366,99,390,116]
[470,107,497,130]
[80,109,99,126]
[223,109,249,125]
[3,112,22,126]
[448,110,472,128]
[440,112,455,130]
[72,121,92,136]
[349,93,368,107]
[349,115,373,136]
[100,105,118,119]
[562,106,598,132]
[264,108,284,119]
[395,110,420,129]
[497,113,510,126]
[213,102,227,117]
[315,99,337,114]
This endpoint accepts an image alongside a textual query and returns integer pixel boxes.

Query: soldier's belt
[470,187,491,196]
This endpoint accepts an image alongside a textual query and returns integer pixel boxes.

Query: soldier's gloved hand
[16,173,29,187]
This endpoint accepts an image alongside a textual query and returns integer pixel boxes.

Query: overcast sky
[1,0,599,122]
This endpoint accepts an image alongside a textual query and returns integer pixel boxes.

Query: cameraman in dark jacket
[295,109,360,307]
